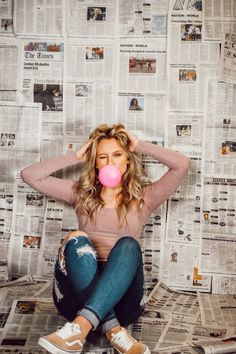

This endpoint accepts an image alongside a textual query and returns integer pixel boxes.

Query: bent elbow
[20,167,33,184]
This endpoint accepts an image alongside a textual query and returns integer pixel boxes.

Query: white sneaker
[106,326,150,354]
[38,322,85,354]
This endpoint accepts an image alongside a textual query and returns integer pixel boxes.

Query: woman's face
[96,138,129,176]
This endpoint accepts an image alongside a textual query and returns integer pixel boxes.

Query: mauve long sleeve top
[21,140,190,260]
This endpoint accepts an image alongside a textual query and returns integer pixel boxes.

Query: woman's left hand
[123,129,138,151]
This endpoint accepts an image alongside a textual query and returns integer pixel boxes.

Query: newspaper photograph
[13,0,65,37]
[202,0,236,42]
[119,39,167,93]
[119,0,168,38]
[67,0,116,38]
[218,32,236,85]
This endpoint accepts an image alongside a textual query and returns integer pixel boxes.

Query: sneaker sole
[38,337,82,354]
[115,344,151,354]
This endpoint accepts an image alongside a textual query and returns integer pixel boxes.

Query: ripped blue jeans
[53,235,145,333]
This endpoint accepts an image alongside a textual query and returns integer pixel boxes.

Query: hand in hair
[121,129,138,152]
[76,139,94,161]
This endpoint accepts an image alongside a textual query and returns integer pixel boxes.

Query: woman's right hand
[76,139,94,162]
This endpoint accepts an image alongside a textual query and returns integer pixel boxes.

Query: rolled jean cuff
[100,318,120,334]
[78,307,100,330]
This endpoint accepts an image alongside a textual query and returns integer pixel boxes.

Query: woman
[129,98,143,111]
[21,124,190,354]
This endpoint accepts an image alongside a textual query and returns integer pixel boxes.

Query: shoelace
[56,322,81,340]
[111,329,136,351]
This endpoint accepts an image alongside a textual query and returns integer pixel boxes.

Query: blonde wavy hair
[73,124,148,226]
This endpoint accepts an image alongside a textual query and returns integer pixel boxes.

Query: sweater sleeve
[135,140,191,211]
[20,153,81,205]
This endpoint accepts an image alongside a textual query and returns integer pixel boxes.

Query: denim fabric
[52,235,145,333]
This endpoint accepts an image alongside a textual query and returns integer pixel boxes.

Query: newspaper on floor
[67,0,116,38]
[0,298,113,352]
[198,292,236,328]
[145,281,200,322]
[119,0,168,38]
[156,317,236,350]
[191,336,236,354]
[13,0,65,37]
[218,32,236,85]
[130,317,170,350]
[202,0,236,42]
[0,278,51,312]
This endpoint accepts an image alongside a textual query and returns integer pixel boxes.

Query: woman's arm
[21,153,80,205]
[21,139,93,205]
[135,140,190,211]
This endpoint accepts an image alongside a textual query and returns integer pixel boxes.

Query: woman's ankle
[72,315,93,338]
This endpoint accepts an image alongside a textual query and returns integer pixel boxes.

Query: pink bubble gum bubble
[98,165,122,188]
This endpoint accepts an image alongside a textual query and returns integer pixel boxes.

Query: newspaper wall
[0,0,13,36]
[167,0,219,111]
[13,0,65,37]
[0,37,18,98]
[67,0,116,38]
[119,0,169,38]
[0,0,236,352]
[202,0,236,41]
[218,32,236,85]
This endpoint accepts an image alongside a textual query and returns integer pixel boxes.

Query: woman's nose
[107,157,114,165]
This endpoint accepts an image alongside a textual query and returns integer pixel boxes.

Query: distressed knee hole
[76,244,97,260]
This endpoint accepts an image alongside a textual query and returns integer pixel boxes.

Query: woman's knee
[64,230,96,259]
[115,236,142,254]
